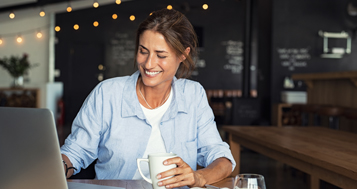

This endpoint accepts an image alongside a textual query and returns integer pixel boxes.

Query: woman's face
[136,30,183,89]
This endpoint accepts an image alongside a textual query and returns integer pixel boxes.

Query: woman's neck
[137,77,171,109]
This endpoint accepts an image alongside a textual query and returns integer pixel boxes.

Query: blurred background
[1,0,357,188]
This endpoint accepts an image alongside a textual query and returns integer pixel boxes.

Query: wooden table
[223,126,357,189]
[68,177,235,188]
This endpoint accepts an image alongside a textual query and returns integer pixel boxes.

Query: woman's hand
[156,157,206,188]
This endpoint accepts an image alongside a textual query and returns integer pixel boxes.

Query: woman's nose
[144,54,156,69]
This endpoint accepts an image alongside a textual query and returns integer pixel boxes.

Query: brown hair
[134,8,198,79]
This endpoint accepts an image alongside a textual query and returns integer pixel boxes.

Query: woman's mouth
[145,70,161,76]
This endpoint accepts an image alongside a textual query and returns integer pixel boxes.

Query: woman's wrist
[192,170,207,187]
[62,159,77,178]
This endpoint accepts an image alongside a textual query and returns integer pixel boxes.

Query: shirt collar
[121,70,188,119]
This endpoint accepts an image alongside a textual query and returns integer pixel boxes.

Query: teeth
[145,70,161,75]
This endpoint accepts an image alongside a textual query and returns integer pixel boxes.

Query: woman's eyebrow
[155,50,168,53]
[140,45,168,53]
[139,45,148,51]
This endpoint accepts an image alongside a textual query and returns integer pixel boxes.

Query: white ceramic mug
[137,152,177,189]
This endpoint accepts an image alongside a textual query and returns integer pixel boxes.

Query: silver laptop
[0,107,123,189]
[0,107,68,189]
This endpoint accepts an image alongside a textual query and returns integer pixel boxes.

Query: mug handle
[136,158,152,184]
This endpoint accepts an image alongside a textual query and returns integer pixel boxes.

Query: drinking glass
[233,174,266,189]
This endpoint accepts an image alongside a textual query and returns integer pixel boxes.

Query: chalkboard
[111,33,135,66]
[276,47,311,71]
[222,40,244,74]
[271,0,357,103]
[187,0,246,90]
[231,98,261,125]
[105,32,136,78]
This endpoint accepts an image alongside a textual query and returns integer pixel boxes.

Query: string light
[202,4,208,10]
[129,15,135,21]
[73,24,79,30]
[93,1,99,8]
[36,31,43,38]
[67,3,72,12]
[9,11,15,19]
[0,2,185,47]
[55,26,61,32]
[39,8,45,17]
[0,25,49,46]
[16,35,23,43]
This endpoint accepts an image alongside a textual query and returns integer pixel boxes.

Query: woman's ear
[180,47,191,62]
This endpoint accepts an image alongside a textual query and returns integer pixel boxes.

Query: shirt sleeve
[60,84,104,175]
[195,85,236,172]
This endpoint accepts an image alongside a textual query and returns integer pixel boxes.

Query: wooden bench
[223,126,357,189]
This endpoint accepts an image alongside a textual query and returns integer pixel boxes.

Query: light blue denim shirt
[60,70,236,179]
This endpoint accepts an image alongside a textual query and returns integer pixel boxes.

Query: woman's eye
[157,55,167,59]
[139,49,148,54]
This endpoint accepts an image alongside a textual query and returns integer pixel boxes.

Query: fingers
[158,172,196,188]
[157,157,197,188]
[158,163,191,179]
[158,157,189,179]
[163,157,185,167]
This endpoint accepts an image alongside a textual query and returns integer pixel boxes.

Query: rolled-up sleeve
[195,85,236,172]
[60,84,104,175]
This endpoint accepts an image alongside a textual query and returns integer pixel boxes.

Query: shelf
[0,88,40,108]
[291,71,357,88]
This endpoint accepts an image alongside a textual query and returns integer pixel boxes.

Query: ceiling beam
[0,0,37,9]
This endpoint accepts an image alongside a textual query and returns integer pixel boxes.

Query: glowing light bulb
[55,26,61,32]
[39,10,45,17]
[116,0,121,5]
[0,39,3,45]
[93,21,99,27]
[202,4,208,10]
[73,24,79,30]
[112,14,118,19]
[67,6,72,12]
[129,15,135,21]
[167,5,173,10]
[9,12,15,19]
[93,1,99,8]
[36,32,43,38]
[149,12,153,16]
[17,36,23,43]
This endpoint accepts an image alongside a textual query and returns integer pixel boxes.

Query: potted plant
[0,53,37,88]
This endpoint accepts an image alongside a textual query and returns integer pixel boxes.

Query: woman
[61,8,235,188]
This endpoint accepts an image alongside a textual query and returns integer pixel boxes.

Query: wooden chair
[343,108,357,120]
[290,104,307,126]
[300,104,321,126]
[316,105,344,130]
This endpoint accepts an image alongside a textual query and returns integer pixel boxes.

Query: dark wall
[271,0,357,103]
[55,0,259,125]
[187,0,246,90]
[55,0,357,125]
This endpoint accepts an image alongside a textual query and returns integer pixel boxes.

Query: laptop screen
[0,107,68,189]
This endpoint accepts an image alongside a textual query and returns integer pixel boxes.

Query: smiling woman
[60,8,235,189]
[134,8,197,79]
[136,30,187,109]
